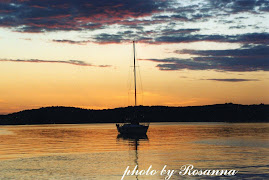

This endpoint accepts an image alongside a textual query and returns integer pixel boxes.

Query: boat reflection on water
[116,134,148,151]
[117,134,149,180]
[117,133,148,142]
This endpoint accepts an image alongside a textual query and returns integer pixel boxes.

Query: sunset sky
[0,0,268,114]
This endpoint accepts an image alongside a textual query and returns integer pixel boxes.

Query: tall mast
[133,41,137,106]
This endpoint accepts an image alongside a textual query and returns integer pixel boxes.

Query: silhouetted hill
[0,103,268,125]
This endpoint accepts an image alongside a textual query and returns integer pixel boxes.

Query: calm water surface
[0,123,268,179]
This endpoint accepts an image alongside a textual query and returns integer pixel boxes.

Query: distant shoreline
[0,122,268,127]
[0,103,268,125]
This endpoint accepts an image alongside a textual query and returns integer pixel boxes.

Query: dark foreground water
[0,123,268,179]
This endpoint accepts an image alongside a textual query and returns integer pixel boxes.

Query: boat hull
[116,124,149,135]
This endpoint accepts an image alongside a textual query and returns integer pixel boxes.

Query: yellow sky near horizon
[0,27,269,114]
[1,40,268,114]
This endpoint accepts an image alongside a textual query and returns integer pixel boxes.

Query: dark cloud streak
[154,33,269,44]
[52,39,90,45]
[140,45,269,72]
[0,59,111,67]
[205,78,259,82]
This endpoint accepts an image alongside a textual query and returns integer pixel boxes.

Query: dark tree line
[0,103,268,125]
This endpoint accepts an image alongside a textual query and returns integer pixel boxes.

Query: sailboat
[116,41,149,135]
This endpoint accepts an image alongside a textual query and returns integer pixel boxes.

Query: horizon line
[1,103,267,116]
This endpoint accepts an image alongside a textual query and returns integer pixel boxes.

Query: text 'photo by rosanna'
[121,165,238,179]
